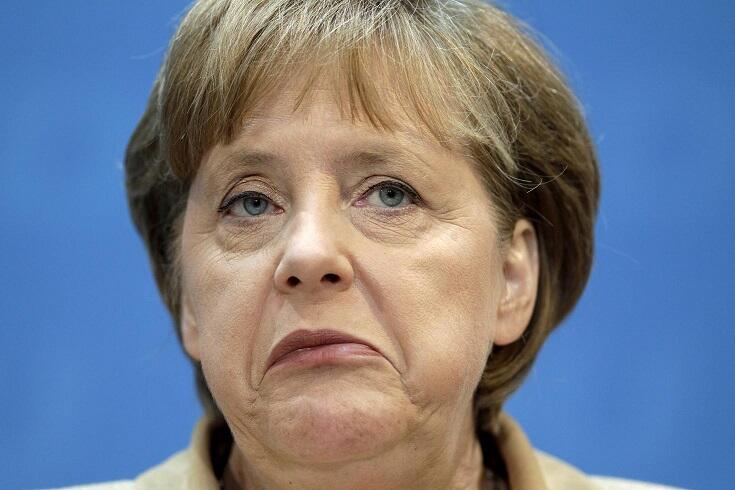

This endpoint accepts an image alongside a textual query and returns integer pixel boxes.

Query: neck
[221,409,490,490]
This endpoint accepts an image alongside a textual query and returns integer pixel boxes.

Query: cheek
[182,240,273,400]
[372,226,503,406]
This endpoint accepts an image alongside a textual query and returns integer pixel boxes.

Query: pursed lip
[265,328,381,371]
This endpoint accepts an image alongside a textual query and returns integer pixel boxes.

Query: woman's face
[179,83,537,465]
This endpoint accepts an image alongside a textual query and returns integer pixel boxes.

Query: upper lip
[265,328,380,371]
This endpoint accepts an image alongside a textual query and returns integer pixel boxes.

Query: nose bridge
[291,203,339,257]
[274,193,353,295]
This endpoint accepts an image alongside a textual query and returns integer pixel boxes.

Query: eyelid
[218,175,284,214]
[359,179,423,206]
[217,178,422,216]
[218,191,274,215]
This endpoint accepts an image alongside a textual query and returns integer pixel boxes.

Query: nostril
[323,273,340,284]
[287,276,300,287]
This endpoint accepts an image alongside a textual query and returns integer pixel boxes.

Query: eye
[219,192,276,217]
[361,180,419,209]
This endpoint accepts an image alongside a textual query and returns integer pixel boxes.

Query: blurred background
[1,1,733,489]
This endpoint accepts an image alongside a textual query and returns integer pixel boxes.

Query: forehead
[197,76,472,178]
[240,72,456,147]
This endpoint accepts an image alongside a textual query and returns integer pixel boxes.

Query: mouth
[265,328,383,372]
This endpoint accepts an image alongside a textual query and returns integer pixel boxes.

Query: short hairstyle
[126,0,599,443]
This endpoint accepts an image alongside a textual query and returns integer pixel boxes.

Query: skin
[179,81,539,490]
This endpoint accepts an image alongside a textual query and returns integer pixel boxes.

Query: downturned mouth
[265,328,381,371]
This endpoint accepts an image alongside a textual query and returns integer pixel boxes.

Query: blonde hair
[126,0,599,457]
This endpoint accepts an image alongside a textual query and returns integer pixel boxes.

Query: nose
[273,208,354,296]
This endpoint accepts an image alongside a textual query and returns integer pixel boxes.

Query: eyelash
[217,179,422,217]
[358,180,422,208]
[218,191,274,215]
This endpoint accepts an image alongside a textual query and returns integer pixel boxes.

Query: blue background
[1,1,733,489]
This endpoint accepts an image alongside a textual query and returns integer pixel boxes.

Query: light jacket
[48,413,681,490]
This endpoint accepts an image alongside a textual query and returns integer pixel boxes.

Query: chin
[258,385,413,463]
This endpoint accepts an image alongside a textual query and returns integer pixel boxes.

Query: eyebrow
[220,149,285,171]
[219,144,428,175]
[335,146,427,173]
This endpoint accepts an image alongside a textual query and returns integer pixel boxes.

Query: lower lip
[269,343,383,371]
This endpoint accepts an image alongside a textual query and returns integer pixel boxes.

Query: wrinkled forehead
[237,71,462,149]
[168,43,475,183]
[192,72,478,198]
